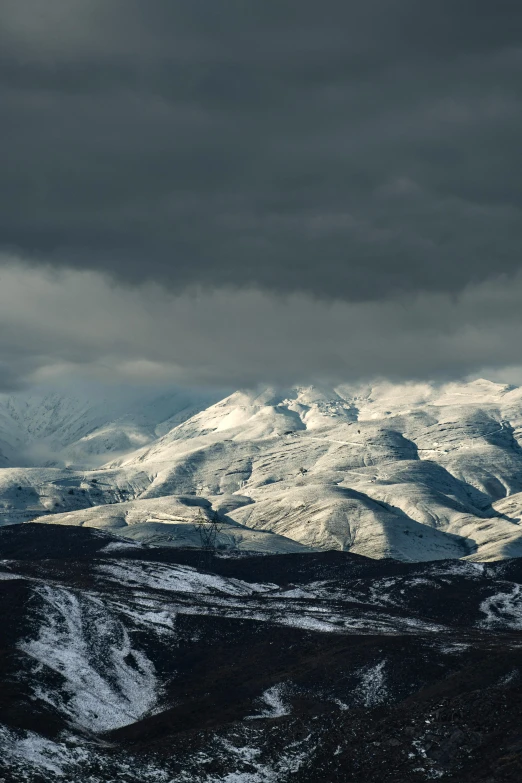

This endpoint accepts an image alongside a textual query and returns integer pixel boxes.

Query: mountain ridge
[3,379,522,561]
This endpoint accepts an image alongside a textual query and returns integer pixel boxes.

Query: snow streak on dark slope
[2,524,522,782]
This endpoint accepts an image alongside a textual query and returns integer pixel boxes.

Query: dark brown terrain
[1,523,522,781]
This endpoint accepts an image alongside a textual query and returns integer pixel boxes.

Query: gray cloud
[0,1,521,301]
[1,261,522,391]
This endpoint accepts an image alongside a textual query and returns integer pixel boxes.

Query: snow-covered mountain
[0,385,222,468]
[4,379,522,560]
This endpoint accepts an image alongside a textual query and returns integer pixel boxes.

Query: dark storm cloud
[0,0,521,299]
[2,262,522,392]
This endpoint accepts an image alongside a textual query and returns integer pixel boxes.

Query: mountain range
[2,378,522,561]
[3,382,522,781]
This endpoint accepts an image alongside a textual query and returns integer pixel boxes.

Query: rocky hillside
[1,523,522,782]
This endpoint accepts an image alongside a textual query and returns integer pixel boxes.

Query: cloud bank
[1,261,522,391]
[0,2,521,390]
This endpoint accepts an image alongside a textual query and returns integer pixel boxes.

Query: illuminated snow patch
[0,723,75,777]
[428,562,485,579]
[247,684,291,719]
[355,660,388,707]
[0,723,172,781]
[201,738,311,783]
[439,642,470,654]
[19,585,158,732]
[97,560,276,596]
[109,596,175,635]
[479,584,522,629]
[499,668,520,686]
[100,540,143,553]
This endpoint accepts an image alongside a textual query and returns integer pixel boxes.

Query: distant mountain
[0,385,222,468]
[4,379,522,560]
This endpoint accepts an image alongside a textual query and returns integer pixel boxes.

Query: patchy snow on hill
[3,523,522,782]
[20,585,159,732]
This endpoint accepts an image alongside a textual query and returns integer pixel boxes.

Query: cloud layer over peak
[1,261,522,392]
[0,2,521,391]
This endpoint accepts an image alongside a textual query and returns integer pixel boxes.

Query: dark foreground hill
[1,524,522,782]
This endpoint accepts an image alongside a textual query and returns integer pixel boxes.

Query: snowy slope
[0,386,221,468]
[0,465,152,525]
[30,495,312,554]
[4,379,522,560]
[103,380,522,560]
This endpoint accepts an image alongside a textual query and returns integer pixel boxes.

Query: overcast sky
[0,1,521,392]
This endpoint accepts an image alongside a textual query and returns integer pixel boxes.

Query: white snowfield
[3,378,522,560]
